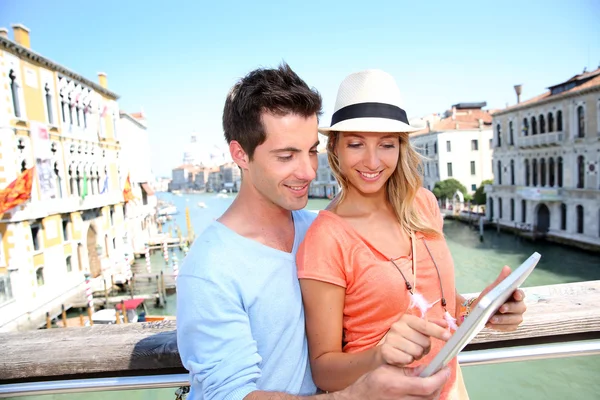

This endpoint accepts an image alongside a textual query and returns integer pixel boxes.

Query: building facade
[410,103,495,196]
[0,25,128,331]
[118,111,158,254]
[487,68,600,250]
[309,152,339,199]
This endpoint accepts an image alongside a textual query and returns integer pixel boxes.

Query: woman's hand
[477,266,527,332]
[376,314,451,366]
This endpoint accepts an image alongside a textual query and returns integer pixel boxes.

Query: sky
[1,0,599,177]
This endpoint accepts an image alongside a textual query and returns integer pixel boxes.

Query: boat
[158,205,178,216]
[197,202,207,208]
[90,299,173,325]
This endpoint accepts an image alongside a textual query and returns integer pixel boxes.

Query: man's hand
[336,364,450,400]
[477,266,527,331]
[377,314,450,366]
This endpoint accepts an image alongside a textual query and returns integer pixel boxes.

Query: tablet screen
[419,252,541,377]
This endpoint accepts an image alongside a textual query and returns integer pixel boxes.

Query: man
[176,63,452,399]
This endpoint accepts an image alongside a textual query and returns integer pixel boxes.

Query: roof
[495,68,600,116]
[115,298,145,310]
[0,36,119,100]
[411,107,494,137]
[119,111,147,129]
[452,102,487,110]
[130,112,145,120]
[141,182,155,196]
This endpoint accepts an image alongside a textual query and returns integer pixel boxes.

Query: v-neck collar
[214,211,300,259]
[319,209,417,261]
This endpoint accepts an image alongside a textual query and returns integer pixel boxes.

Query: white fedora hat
[319,69,420,135]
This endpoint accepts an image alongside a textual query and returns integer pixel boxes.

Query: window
[434,142,437,154]
[548,112,554,132]
[489,138,492,149]
[509,121,514,145]
[112,238,116,249]
[62,219,70,241]
[54,162,63,198]
[560,203,567,230]
[60,90,68,124]
[66,256,72,273]
[522,118,529,136]
[425,144,429,155]
[577,106,585,138]
[110,207,115,226]
[576,205,584,234]
[497,160,502,185]
[525,159,530,186]
[510,198,515,221]
[532,159,538,187]
[498,198,503,219]
[471,184,477,191]
[557,110,563,131]
[471,140,478,151]
[539,114,545,134]
[447,162,453,177]
[470,161,476,175]
[521,200,527,223]
[45,83,54,125]
[548,158,555,187]
[36,267,45,286]
[446,141,451,152]
[426,163,430,177]
[9,69,24,119]
[558,157,563,188]
[577,155,585,189]
[531,117,537,135]
[540,158,546,187]
[0,274,13,305]
[31,225,42,251]
[510,159,515,185]
[496,124,502,147]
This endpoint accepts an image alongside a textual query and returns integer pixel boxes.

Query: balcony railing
[517,131,564,148]
[0,281,598,397]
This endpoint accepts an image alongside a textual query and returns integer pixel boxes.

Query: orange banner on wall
[123,173,134,203]
[0,167,35,214]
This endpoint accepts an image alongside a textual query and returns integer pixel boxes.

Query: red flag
[0,168,35,214]
[123,174,134,203]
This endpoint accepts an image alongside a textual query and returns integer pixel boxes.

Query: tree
[472,179,493,205]
[432,179,467,201]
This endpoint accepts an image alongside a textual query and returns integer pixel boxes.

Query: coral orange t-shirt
[297,188,469,399]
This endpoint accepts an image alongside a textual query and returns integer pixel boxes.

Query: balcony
[515,186,563,201]
[7,193,123,222]
[517,131,564,148]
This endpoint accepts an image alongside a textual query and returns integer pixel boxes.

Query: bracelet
[460,297,477,322]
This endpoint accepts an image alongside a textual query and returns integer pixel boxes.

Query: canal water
[16,192,600,399]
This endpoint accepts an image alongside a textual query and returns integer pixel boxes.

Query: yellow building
[0,25,129,331]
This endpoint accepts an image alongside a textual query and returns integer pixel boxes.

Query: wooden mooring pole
[156,274,164,307]
[479,216,484,242]
[61,305,67,328]
[87,306,94,326]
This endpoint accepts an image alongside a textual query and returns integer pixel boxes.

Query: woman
[296,70,526,399]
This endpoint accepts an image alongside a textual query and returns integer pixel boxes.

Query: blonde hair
[326,131,441,238]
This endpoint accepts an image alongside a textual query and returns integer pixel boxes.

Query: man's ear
[230,140,249,170]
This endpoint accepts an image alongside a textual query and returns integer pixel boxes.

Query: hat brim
[318,117,422,135]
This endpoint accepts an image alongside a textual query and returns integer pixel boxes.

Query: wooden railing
[0,281,599,387]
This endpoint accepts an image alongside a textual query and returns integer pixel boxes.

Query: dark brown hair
[223,62,322,160]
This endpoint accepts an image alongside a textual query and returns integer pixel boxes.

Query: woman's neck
[334,185,393,217]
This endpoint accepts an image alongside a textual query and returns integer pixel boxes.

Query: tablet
[419,252,541,377]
